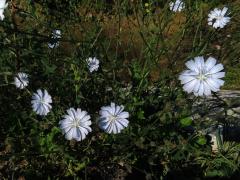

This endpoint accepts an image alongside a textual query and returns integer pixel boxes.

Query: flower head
[99,103,129,134]
[14,72,29,89]
[208,7,230,29]
[52,29,61,39]
[169,0,184,12]
[86,57,99,73]
[59,108,92,141]
[31,89,52,116]
[0,0,8,21]
[48,29,61,48]
[179,56,225,96]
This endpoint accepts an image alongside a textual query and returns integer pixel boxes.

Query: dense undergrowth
[1,0,240,179]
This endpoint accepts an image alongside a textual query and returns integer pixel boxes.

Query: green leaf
[197,136,207,145]
[180,117,192,127]
[205,170,225,177]
[137,110,145,120]
[74,162,87,171]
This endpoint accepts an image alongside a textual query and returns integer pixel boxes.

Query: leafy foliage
[1,0,240,179]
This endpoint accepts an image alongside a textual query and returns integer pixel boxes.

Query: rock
[191,90,240,151]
